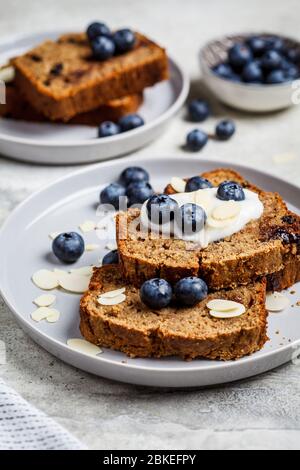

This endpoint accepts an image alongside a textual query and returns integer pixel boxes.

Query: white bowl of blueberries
[200,33,300,112]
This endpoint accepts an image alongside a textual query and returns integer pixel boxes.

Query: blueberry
[185,176,213,192]
[285,48,300,63]
[280,60,299,80]
[228,43,252,69]
[98,121,120,138]
[52,232,84,263]
[126,181,154,205]
[246,36,267,56]
[174,277,208,307]
[102,249,119,265]
[265,69,286,84]
[242,61,263,83]
[87,22,112,41]
[100,183,126,209]
[177,203,207,235]
[140,278,173,309]
[118,113,144,132]
[265,36,284,53]
[212,62,235,79]
[146,194,179,225]
[120,166,149,186]
[261,50,282,70]
[188,99,210,122]
[186,129,208,151]
[217,180,245,201]
[215,120,236,140]
[113,28,136,53]
[91,36,115,60]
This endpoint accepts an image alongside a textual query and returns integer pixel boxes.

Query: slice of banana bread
[80,265,268,360]
[12,32,168,121]
[0,81,143,125]
[117,169,300,290]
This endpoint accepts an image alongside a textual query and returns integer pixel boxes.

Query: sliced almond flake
[98,293,126,306]
[58,273,90,294]
[0,65,15,83]
[67,338,102,355]
[105,242,118,251]
[46,309,60,323]
[31,307,60,323]
[49,232,60,240]
[212,201,241,221]
[170,177,186,193]
[206,215,238,228]
[85,244,100,252]
[70,266,94,276]
[33,294,56,307]
[32,269,59,290]
[207,299,245,312]
[209,306,246,318]
[266,292,290,312]
[99,287,126,299]
[273,153,296,165]
[79,220,96,233]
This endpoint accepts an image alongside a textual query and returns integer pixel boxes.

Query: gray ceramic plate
[0,32,189,165]
[0,156,299,387]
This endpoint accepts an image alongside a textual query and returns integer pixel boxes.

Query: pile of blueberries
[140,276,208,309]
[87,21,136,61]
[98,114,144,138]
[185,99,236,151]
[212,35,300,85]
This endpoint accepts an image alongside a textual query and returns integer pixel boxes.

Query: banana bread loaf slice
[117,169,300,290]
[0,81,143,125]
[80,265,268,360]
[12,32,168,121]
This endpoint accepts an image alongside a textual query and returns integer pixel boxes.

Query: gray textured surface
[1,0,300,450]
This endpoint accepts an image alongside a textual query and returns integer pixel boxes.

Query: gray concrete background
[1,0,300,450]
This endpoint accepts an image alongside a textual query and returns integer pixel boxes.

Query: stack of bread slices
[0,31,168,125]
[80,168,300,361]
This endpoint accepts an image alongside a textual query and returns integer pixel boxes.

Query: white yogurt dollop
[140,187,264,248]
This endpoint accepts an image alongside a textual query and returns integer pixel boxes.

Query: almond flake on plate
[33,294,56,307]
[58,273,90,294]
[70,266,94,276]
[48,231,60,240]
[0,65,15,83]
[105,242,117,251]
[85,244,100,252]
[67,338,102,355]
[31,307,60,323]
[207,299,245,312]
[32,269,59,290]
[266,292,290,312]
[98,293,126,306]
[100,287,126,298]
[79,220,96,233]
[211,201,241,221]
[272,153,296,165]
[170,177,186,193]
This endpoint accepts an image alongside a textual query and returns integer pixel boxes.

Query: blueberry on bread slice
[116,169,300,290]
[80,265,268,360]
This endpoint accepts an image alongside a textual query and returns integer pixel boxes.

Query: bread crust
[12,32,168,121]
[117,169,300,290]
[80,265,268,360]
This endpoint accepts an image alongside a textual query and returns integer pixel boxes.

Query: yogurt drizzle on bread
[140,187,263,247]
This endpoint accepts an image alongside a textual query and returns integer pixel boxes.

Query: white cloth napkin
[0,378,85,450]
